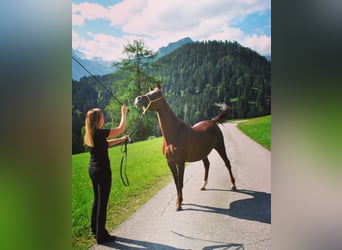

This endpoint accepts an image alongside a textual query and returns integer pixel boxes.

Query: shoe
[91,229,108,239]
[96,234,116,244]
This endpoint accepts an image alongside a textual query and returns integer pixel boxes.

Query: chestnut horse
[134,83,236,210]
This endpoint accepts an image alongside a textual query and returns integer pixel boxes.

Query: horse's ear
[149,86,152,91]
[156,81,161,89]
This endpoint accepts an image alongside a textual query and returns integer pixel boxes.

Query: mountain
[72,38,194,80]
[156,37,193,59]
[72,49,116,80]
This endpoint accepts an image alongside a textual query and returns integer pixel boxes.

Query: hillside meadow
[72,116,271,249]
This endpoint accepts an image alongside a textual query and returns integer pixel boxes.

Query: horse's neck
[157,101,187,141]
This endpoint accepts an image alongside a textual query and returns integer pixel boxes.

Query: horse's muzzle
[134,96,143,107]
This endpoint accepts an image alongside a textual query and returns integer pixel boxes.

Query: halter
[142,94,164,114]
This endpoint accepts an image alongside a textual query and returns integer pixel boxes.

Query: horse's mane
[212,103,229,124]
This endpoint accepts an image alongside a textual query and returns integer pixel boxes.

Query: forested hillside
[72,40,271,154]
[153,40,271,124]
[72,74,115,153]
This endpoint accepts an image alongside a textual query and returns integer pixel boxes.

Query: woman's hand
[108,105,128,138]
[121,105,128,116]
[123,135,131,143]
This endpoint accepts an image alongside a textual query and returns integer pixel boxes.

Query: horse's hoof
[231,186,237,191]
[200,186,206,191]
[176,206,182,211]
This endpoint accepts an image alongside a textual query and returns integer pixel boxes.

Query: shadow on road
[171,230,244,250]
[96,236,180,249]
[98,235,244,249]
[183,189,271,224]
[202,244,244,250]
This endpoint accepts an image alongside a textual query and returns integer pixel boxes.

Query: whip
[72,56,125,106]
[73,55,146,186]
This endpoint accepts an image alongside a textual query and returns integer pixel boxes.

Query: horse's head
[134,82,164,113]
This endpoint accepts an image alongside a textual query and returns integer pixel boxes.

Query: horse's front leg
[167,161,182,211]
[176,161,185,210]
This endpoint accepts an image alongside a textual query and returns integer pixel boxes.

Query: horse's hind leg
[215,139,237,191]
[200,157,210,190]
[177,161,185,207]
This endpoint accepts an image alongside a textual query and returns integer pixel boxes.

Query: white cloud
[73,32,127,61]
[72,29,84,48]
[72,11,84,26]
[206,26,244,42]
[242,34,271,55]
[107,0,269,36]
[108,0,147,26]
[72,2,109,26]
[72,0,271,60]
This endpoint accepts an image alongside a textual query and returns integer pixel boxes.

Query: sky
[72,0,271,61]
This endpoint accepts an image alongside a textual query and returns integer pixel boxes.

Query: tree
[72,105,85,153]
[108,39,160,141]
[115,39,158,96]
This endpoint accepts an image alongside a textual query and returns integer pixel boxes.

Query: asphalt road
[91,121,271,250]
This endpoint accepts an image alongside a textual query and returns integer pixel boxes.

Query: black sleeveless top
[89,129,110,168]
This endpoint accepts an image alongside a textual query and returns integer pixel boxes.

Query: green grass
[237,115,271,150]
[72,137,172,249]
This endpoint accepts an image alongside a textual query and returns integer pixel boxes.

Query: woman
[84,105,129,244]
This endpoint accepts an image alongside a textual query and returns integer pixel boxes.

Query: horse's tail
[212,103,229,124]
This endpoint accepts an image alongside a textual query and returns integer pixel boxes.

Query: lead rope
[119,111,146,186]
[119,94,164,186]
[120,138,129,186]
[119,95,163,185]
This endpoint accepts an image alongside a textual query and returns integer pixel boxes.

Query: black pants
[88,166,112,239]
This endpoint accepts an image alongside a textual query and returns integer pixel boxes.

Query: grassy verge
[72,137,172,249]
[237,115,271,150]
